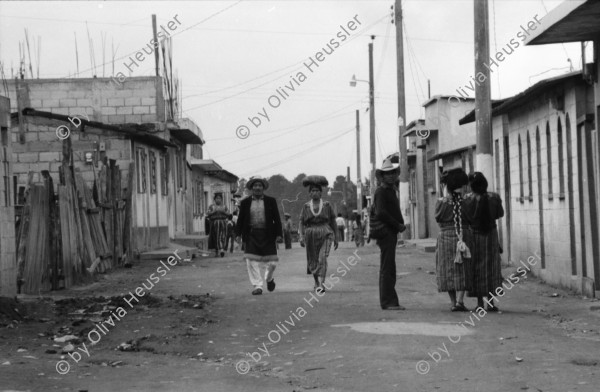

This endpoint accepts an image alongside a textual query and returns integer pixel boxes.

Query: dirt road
[1,242,599,391]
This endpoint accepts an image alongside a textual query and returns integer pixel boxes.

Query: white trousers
[246,259,277,289]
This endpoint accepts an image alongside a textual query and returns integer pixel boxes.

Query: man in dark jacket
[373,158,406,310]
[235,176,283,295]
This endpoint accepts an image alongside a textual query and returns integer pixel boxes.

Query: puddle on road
[331,322,473,336]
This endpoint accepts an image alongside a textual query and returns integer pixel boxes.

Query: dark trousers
[377,232,399,308]
[337,226,345,242]
[225,234,235,252]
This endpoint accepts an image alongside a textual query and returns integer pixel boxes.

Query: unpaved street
[1,243,599,392]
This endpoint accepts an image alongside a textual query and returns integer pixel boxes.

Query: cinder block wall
[493,81,591,294]
[6,77,164,192]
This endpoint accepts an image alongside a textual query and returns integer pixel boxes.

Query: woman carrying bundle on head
[435,168,473,311]
[464,172,505,312]
[206,193,229,258]
[298,175,338,293]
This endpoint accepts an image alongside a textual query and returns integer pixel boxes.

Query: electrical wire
[219,125,354,167]
[64,0,245,78]
[185,13,391,112]
[210,100,362,158]
[205,109,354,141]
[237,126,355,177]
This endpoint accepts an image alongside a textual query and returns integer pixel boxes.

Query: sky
[0,0,585,184]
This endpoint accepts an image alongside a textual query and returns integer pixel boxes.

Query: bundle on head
[469,172,492,232]
[302,175,329,189]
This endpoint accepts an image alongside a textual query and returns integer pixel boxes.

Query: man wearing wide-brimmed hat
[235,176,283,295]
[372,157,406,310]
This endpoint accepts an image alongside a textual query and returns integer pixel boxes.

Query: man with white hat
[235,176,283,295]
[373,157,406,310]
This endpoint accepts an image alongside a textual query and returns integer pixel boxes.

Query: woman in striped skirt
[435,168,472,311]
[298,175,338,293]
[464,172,504,311]
[207,193,229,258]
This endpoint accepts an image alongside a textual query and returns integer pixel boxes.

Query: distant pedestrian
[372,158,406,310]
[235,176,283,295]
[283,213,293,249]
[225,214,235,253]
[464,172,505,312]
[207,193,229,258]
[335,213,346,242]
[352,215,364,247]
[298,175,338,293]
[435,168,472,312]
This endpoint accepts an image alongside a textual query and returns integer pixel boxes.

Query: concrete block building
[5,76,210,253]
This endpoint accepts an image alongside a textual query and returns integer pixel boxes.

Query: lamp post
[349,36,376,203]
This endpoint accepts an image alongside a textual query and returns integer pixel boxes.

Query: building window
[176,150,182,189]
[409,170,416,202]
[527,131,533,201]
[518,134,523,202]
[495,139,500,192]
[136,147,147,193]
[546,122,553,200]
[557,117,565,198]
[1,127,9,207]
[149,151,157,194]
[195,180,204,215]
[160,154,168,196]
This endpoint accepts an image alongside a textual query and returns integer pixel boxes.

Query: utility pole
[395,0,410,239]
[355,109,362,213]
[152,15,160,77]
[474,0,493,182]
[368,36,376,202]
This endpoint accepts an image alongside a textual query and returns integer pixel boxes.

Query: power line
[237,126,355,177]
[184,13,391,112]
[220,125,354,167]
[210,100,362,158]
[64,0,244,78]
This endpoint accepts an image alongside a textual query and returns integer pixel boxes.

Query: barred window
[136,148,147,193]
[149,151,157,194]
[160,154,168,196]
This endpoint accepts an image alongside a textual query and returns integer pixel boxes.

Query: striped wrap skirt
[467,227,504,297]
[304,224,333,279]
[435,226,473,292]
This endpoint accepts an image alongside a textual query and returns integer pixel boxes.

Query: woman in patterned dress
[464,172,504,311]
[435,168,472,311]
[207,193,229,257]
[298,175,338,293]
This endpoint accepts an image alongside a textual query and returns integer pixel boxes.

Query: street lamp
[349,74,368,87]
[349,35,376,203]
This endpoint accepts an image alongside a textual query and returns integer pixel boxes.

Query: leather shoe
[267,279,276,292]
[252,288,263,295]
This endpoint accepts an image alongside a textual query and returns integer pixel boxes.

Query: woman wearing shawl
[464,172,505,311]
[435,168,472,311]
[298,175,338,293]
